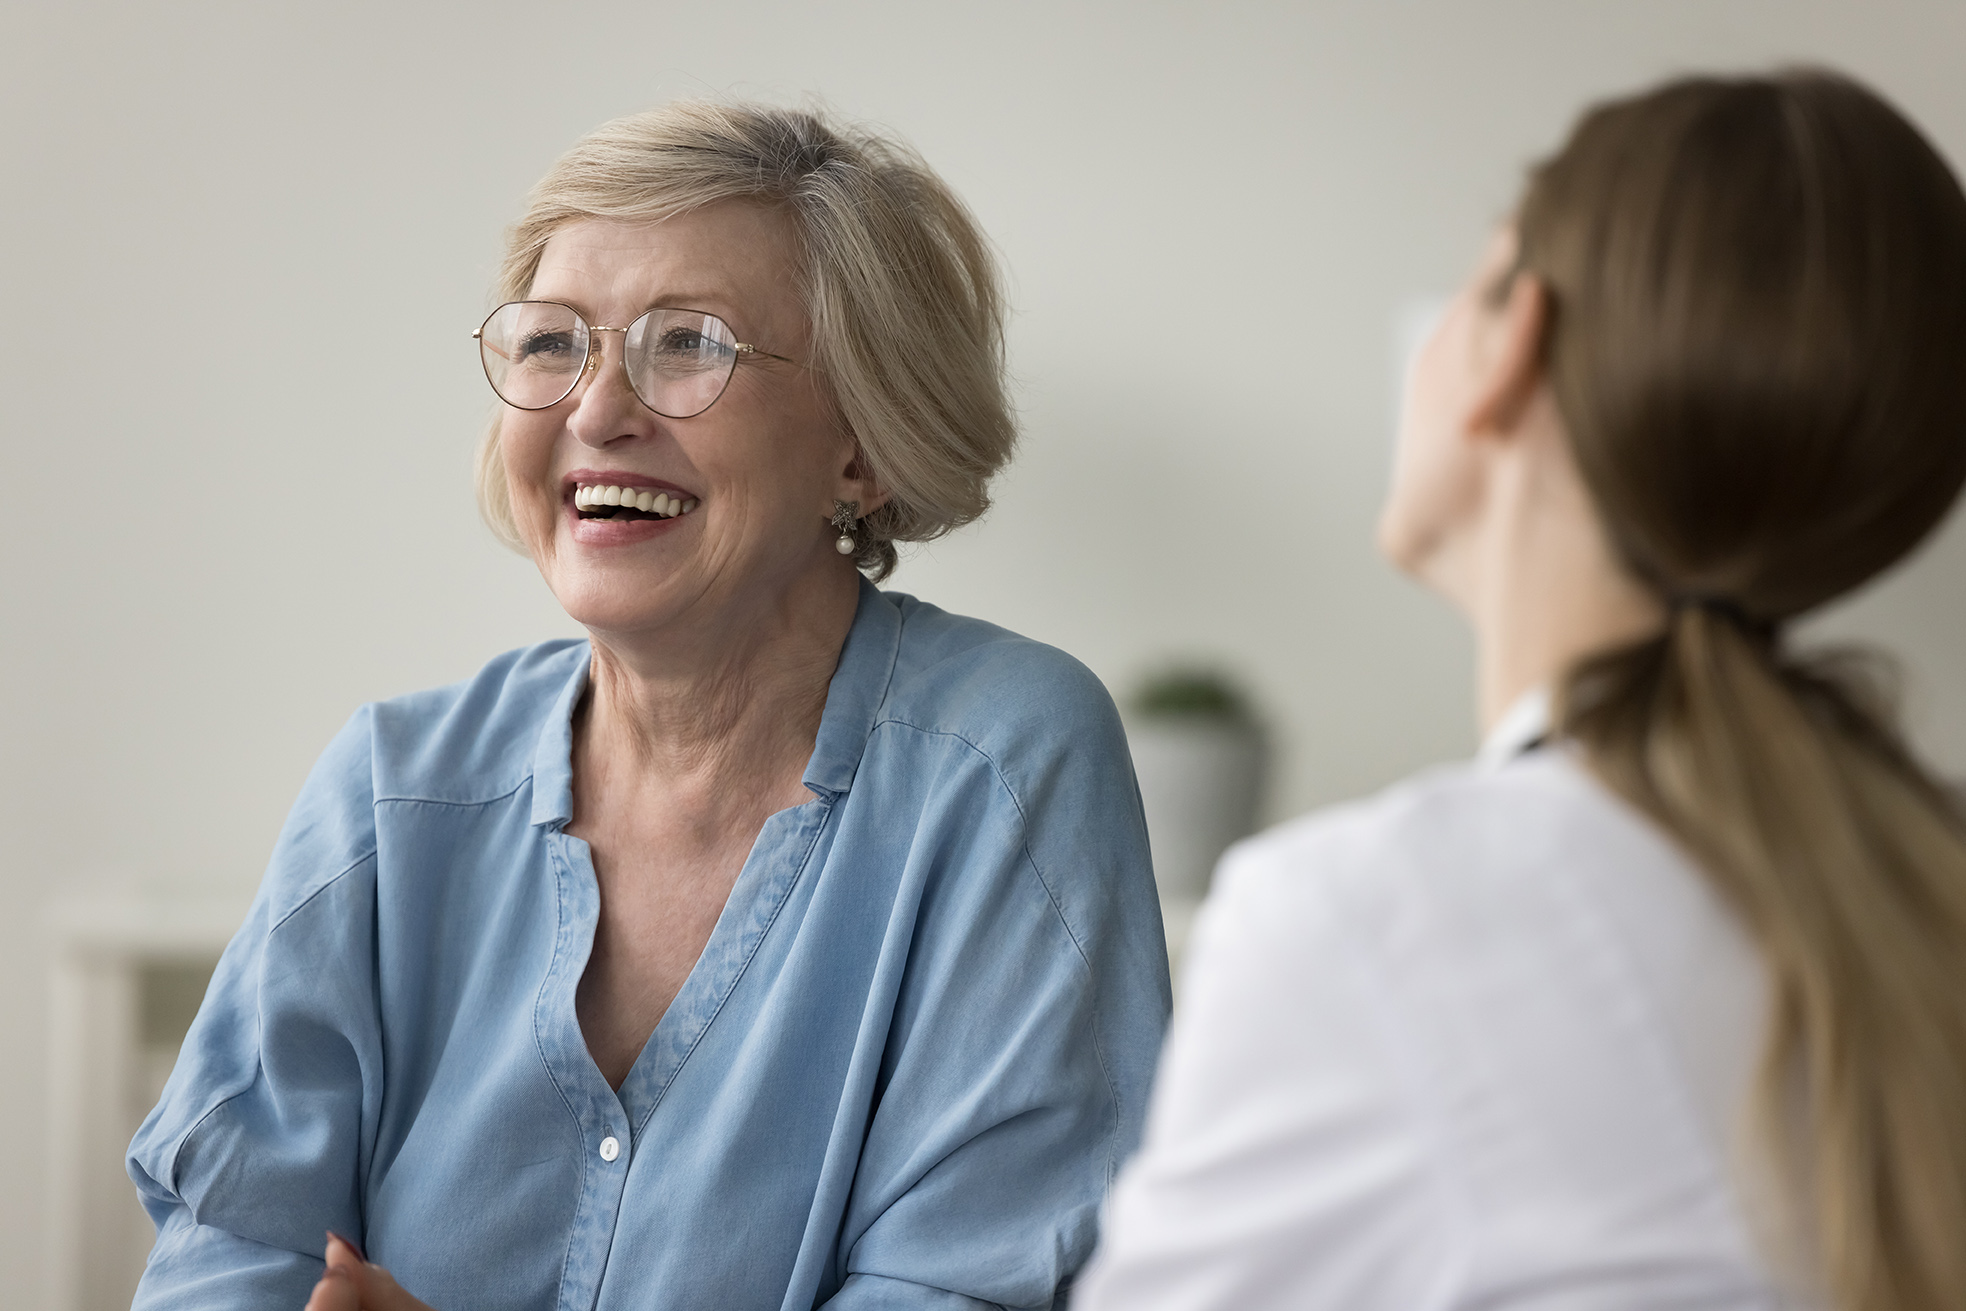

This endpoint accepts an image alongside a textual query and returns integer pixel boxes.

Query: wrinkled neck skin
[1426,391,1668,735]
[576,557,861,811]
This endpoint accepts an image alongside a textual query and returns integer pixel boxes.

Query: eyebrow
[638,294,736,318]
[531,293,743,325]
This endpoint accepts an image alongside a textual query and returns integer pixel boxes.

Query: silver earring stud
[831,500,860,556]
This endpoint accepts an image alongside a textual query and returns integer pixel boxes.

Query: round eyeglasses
[473,300,800,418]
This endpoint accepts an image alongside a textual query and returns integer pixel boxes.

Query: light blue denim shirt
[128,582,1170,1310]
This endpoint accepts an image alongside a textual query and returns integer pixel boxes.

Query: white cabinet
[45,894,244,1311]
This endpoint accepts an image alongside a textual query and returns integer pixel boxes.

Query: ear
[828,436,891,519]
[1466,271,1550,442]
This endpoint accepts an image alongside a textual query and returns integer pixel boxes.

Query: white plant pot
[1125,716,1265,904]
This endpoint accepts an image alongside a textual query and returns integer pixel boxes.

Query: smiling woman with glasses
[126,100,1169,1311]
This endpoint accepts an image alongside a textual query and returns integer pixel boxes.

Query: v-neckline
[524,580,906,1140]
[551,793,835,1133]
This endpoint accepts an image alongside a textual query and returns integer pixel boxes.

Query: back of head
[476,100,1015,581]
[1519,70,1966,1311]
[1522,71,1966,615]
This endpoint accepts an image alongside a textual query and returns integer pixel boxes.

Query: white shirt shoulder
[1077,745,1804,1310]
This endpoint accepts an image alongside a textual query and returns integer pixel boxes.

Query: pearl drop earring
[831,500,860,555]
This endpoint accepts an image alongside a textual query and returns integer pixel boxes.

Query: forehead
[528,203,803,333]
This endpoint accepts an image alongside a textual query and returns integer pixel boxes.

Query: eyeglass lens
[477,301,744,418]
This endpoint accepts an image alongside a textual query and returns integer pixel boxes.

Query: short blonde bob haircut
[474,100,1016,581]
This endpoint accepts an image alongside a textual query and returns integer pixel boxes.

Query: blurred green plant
[1130,667,1255,722]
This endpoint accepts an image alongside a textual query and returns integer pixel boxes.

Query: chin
[538,561,675,633]
[556,596,677,639]
[1374,505,1418,574]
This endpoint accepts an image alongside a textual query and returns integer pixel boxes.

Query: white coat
[1076,691,1813,1310]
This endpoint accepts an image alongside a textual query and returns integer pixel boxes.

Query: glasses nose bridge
[583,323,629,375]
[566,322,648,425]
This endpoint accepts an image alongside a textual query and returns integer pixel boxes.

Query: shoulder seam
[870,716,1126,1179]
[266,848,378,936]
[873,716,1093,968]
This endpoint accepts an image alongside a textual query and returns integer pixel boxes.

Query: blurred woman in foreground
[1079,70,1966,1309]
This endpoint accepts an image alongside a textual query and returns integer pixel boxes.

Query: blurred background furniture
[45,893,238,1311]
[1126,668,1268,974]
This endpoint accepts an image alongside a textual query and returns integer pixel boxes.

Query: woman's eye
[656,328,712,354]
[656,324,737,357]
[520,331,576,361]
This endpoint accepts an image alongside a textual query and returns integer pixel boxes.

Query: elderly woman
[128,101,1169,1311]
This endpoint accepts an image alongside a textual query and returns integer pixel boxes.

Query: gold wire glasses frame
[472,300,800,419]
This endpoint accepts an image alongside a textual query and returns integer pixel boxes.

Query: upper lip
[560,469,697,501]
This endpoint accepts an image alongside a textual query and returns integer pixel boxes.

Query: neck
[579,560,862,792]
[1440,429,1666,735]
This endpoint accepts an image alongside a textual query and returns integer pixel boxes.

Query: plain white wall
[7,1,1966,1301]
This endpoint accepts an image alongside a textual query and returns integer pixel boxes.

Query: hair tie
[1668,592,1779,641]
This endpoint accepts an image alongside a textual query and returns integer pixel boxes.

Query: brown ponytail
[1521,72,1966,1310]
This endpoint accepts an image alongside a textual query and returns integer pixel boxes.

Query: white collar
[1477,686,1552,772]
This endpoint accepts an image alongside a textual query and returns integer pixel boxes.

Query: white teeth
[571,483,698,517]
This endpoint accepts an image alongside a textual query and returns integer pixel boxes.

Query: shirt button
[599,1135,621,1162]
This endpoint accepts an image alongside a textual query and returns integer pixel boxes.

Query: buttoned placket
[516,655,640,1309]
[535,829,639,1311]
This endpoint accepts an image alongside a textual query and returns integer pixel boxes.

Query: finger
[357,1261,440,1311]
[322,1234,436,1311]
[324,1232,366,1277]
[304,1266,361,1311]
[318,1230,435,1311]
[326,1230,367,1265]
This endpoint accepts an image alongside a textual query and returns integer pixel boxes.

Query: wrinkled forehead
[527,203,809,349]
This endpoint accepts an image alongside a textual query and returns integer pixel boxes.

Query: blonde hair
[474,100,1015,580]
[1521,71,1966,1310]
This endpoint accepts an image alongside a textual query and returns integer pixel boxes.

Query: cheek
[704,394,846,512]
[499,416,561,528]
[1378,329,1474,568]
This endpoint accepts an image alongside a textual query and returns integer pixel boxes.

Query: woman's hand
[304,1232,436,1311]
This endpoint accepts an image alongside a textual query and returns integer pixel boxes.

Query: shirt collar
[527,576,901,827]
[529,651,590,828]
[802,576,902,799]
[1477,685,1552,773]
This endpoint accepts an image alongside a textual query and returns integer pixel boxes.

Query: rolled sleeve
[128,710,385,1307]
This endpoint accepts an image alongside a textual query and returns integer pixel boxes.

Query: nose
[564,329,647,449]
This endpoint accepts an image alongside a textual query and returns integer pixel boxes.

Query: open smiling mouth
[572,483,701,523]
